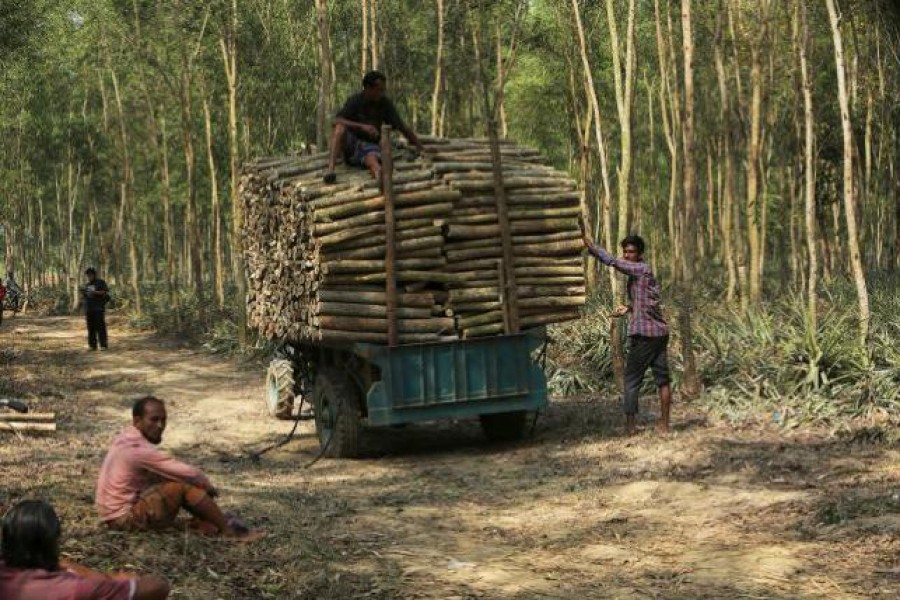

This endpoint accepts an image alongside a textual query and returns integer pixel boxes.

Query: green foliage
[0,0,42,60]
[710,277,900,426]
[123,284,234,340]
[1,285,71,316]
[547,275,900,429]
[545,293,616,396]
[120,283,274,357]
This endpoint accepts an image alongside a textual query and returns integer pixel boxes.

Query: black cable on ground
[248,391,339,469]
[247,395,306,462]
[301,416,335,468]
[248,352,322,464]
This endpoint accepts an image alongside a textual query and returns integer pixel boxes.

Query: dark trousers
[86,310,108,349]
[623,335,670,415]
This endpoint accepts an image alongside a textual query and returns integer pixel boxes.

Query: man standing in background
[5,271,21,312]
[82,267,109,351]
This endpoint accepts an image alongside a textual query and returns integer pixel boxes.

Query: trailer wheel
[265,359,295,420]
[479,411,529,442]
[313,367,361,458]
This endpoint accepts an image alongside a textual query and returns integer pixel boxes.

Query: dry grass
[1,314,898,599]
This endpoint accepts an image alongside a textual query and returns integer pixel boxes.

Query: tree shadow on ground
[5,316,896,599]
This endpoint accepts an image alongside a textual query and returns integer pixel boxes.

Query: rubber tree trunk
[825,0,870,349]
[201,84,225,307]
[431,0,445,136]
[110,67,142,315]
[607,0,636,246]
[679,0,700,398]
[179,65,202,298]
[221,0,247,347]
[571,0,614,292]
[654,0,682,281]
[745,0,770,304]
[370,0,379,70]
[796,0,819,343]
[315,0,334,151]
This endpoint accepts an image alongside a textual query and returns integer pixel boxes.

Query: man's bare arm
[398,124,424,152]
[334,117,378,139]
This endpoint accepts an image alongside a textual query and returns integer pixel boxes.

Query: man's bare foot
[656,422,671,434]
[187,519,220,536]
[223,528,266,543]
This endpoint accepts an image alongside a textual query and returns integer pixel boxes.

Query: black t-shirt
[83,278,109,312]
[336,92,403,143]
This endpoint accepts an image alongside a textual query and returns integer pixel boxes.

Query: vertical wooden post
[471,14,519,334]
[488,119,519,333]
[496,257,509,335]
[381,125,398,346]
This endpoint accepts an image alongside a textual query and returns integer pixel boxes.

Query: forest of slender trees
[1,0,897,362]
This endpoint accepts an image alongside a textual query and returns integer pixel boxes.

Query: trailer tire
[313,367,361,458]
[479,410,528,442]
[265,359,295,420]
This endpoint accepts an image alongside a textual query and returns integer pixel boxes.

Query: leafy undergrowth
[117,284,274,358]
[546,273,900,432]
[544,295,617,397]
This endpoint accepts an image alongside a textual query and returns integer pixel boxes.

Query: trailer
[246,127,583,457]
[266,328,548,458]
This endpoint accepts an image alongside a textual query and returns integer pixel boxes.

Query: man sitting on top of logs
[323,70,424,184]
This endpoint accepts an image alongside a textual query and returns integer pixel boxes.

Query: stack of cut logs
[240,136,585,345]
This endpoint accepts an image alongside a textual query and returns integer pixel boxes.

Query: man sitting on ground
[95,396,263,541]
[0,499,170,599]
[323,70,424,184]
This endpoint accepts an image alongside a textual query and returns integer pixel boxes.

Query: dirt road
[1,314,897,599]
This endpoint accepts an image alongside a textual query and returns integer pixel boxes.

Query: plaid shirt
[589,245,669,337]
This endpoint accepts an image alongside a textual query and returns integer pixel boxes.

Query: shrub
[546,273,900,428]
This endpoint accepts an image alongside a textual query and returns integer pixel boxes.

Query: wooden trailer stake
[497,258,510,337]
[382,125,398,347]
[488,119,520,333]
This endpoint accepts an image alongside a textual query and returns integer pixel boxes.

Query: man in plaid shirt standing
[582,230,672,435]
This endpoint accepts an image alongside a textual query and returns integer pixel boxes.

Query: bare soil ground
[1,314,897,599]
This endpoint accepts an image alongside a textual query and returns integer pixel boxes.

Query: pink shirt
[95,425,211,522]
[0,561,135,600]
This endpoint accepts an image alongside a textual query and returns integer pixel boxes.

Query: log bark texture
[240,136,586,343]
